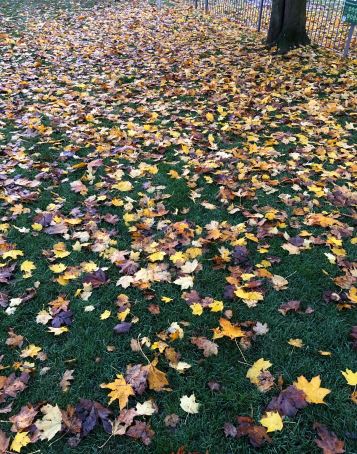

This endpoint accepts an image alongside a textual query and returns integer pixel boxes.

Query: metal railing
[187,0,356,56]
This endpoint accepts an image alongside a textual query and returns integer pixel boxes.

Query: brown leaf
[127,420,154,445]
[147,304,160,314]
[125,364,148,395]
[6,329,24,348]
[44,223,68,235]
[0,403,12,414]
[0,264,16,284]
[164,414,180,428]
[111,408,137,436]
[0,430,10,454]
[9,404,38,431]
[207,381,221,392]
[191,337,218,357]
[278,300,301,315]
[256,370,275,393]
[236,416,271,448]
[224,422,237,437]
[61,405,82,435]
[145,363,169,392]
[60,370,74,392]
[314,422,345,454]
[0,373,29,403]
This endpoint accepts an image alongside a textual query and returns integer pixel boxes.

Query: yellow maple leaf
[208,134,215,145]
[10,432,30,453]
[100,310,111,320]
[191,303,203,316]
[100,374,134,409]
[161,296,172,303]
[114,181,133,192]
[209,300,224,312]
[186,247,202,259]
[118,307,130,321]
[206,112,214,122]
[48,327,69,335]
[20,344,42,358]
[294,375,331,404]
[235,287,264,306]
[213,318,245,340]
[260,411,283,432]
[112,198,123,207]
[168,169,180,179]
[246,358,272,385]
[3,249,24,259]
[20,260,36,277]
[341,369,357,386]
[32,223,43,231]
[288,338,304,348]
[347,287,357,303]
[306,214,341,228]
[170,251,186,264]
[49,263,67,273]
[148,251,165,262]
[53,242,70,258]
[81,261,97,272]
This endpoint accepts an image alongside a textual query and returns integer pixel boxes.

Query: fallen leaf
[146,363,169,392]
[288,338,304,348]
[260,411,283,433]
[180,394,200,414]
[10,432,30,453]
[60,370,74,392]
[136,400,157,416]
[36,404,63,441]
[246,358,272,385]
[213,318,245,340]
[191,337,218,357]
[294,375,331,404]
[314,422,345,454]
[100,374,135,409]
[341,369,357,386]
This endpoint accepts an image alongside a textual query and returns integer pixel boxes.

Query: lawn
[0,0,356,453]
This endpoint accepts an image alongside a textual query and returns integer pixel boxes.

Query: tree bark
[267,0,310,53]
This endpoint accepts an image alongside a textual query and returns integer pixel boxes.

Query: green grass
[0,1,356,453]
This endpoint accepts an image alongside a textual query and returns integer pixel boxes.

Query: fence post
[343,23,355,57]
[204,0,208,13]
[257,0,264,32]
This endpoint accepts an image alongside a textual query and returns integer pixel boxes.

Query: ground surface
[0,1,356,453]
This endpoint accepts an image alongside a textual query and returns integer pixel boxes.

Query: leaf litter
[0,0,356,451]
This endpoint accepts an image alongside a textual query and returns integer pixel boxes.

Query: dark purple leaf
[83,269,108,288]
[51,310,73,328]
[113,322,132,334]
[266,385,307,417]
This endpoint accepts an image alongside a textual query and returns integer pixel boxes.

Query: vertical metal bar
[194,0,198,8]
[343,23,355,57]
[205,0,208,13]
[257,0,264,31]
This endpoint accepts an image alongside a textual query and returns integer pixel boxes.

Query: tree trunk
[267,0,310,53]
